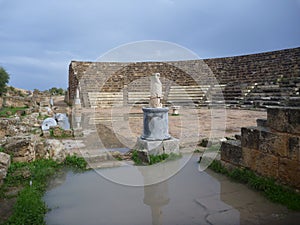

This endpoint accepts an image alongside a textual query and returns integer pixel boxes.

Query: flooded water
[44,156,300,225]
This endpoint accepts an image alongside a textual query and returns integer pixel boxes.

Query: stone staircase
[167,85,209,106]
[223,84,243,106]
[87,92,123,108]
[203,84,226,106]
[243,83,284,107]
[241,77,300,108]
[81,76,300,109]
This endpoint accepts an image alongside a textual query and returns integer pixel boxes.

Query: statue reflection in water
[138,157,180,225]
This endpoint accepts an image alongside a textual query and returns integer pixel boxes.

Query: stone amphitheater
[66,47,300,189]
[67,47,299,108]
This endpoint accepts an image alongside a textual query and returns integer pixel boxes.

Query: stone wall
[2,96,32,108]
[68,47,300,107]
[221,107,300,189]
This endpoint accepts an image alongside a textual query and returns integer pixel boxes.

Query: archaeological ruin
[68,47,299,108]
[67,47,300,190]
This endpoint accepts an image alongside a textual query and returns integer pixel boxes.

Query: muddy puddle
[44,156,300,225]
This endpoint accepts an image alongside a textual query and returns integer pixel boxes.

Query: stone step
[82,151,113,163]
[168,92,205,96]
[86,160,133,169]
[170,85,210,89]
[167,96,204,100]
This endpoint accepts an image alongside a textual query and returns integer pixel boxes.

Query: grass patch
[209,160,300,211]
[149,153,169,165]
[64,155,87,171]
[131,150,181,165]
[0,106,28,118]
[0,156,88,225]
[131,150,143,165]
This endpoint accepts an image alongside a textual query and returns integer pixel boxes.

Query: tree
[0,67,10,96]
[49,87,65,96]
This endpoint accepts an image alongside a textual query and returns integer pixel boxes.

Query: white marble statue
[150,73,162,108]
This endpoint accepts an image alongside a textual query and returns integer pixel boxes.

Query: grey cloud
[0,0,299,89]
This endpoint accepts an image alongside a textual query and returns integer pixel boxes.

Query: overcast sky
[0,0,299,90]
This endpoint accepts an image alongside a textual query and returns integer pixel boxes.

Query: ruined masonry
[221,107,300,189]
[68,47,300,108]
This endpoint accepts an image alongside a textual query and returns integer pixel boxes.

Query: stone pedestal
[141,107,171,141]
[171,106,180,115]
[135,107,179,159]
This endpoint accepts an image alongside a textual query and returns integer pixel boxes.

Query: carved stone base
[135,137,179,156]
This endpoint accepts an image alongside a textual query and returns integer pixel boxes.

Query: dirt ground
[83,106,267,152]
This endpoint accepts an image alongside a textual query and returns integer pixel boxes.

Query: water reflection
[44,156,240,225]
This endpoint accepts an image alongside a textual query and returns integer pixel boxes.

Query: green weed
[131,150,181,165]
[0,156,88,225]
[0,106,28,118]
[209,160,300,210]
[64,155,87,170]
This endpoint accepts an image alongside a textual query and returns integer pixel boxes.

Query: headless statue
[150,73,162,108]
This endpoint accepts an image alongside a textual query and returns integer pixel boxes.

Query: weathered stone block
[221,140,242,166]
[242,148,279,178]
[0,152,11,184]
[241,127,260,149]
[3,136,35,162]
[135,137,179,156]
[288,136,300,161]
[267,107,300,134]
[256,119,267,127]
[163,137,179,154]
[44,139,66,163]
[279,158,300,189]
[259,130,288,156]
[251,150,279,178]
[52,126,64,137]
[0,152,11,168]
[135,137,164,155]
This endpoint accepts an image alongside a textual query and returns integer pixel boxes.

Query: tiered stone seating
[166,85,208,106]
[243,83,284,107]
[240,77,300,108]
[87,92,123,108]
[127,92,149,105]
[223,84,243,106]
[203,84,226,106]
[69,47,300,108]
